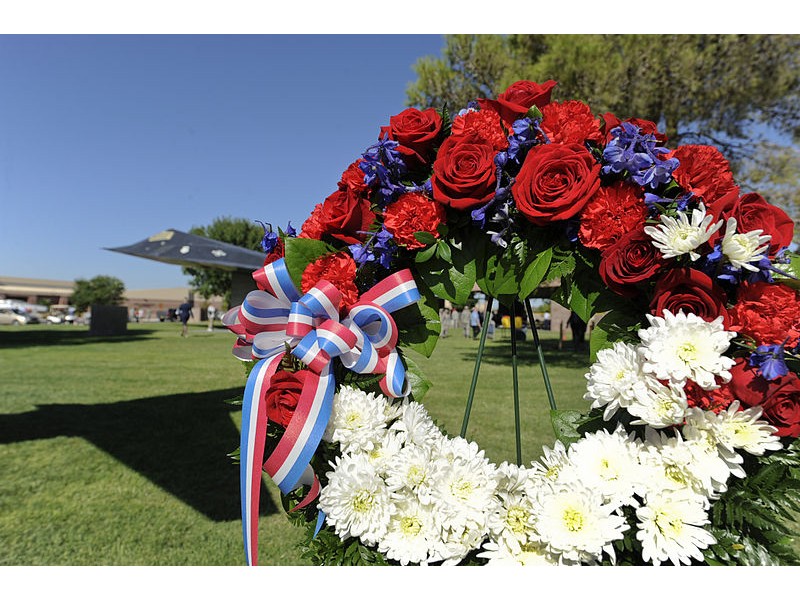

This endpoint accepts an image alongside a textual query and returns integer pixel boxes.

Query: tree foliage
[71,275,126,312]
[407,34,800,227]
[182,216,265,306]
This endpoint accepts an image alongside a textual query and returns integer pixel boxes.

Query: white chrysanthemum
[627,378,688,428]
[323,385,393,453]
[638,310,736,390]
[640,428,731,499]
[487,462,538,553]
[478,540,558,566]
[529,440,573,486]
[644,203,723,261]
[318,452,394,546]
[385,443,438,504]
[566,427,644,506]
[682,409,745,480]
[584,341,652,420]
[709,401,783,456]
[431,437,497,537]
[721,217,772,272]
[532,481,628,565]
[363,429,405,476]
[433,521,491,565]
[389,399,443,447]
[636,488,716,566]
[377,497,439,565]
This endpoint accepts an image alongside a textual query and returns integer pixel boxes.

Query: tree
[71,275,125,312]
[182,216,265,306]
[406,34,800,226]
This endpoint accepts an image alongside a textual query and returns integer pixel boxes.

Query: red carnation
[479,80,557,125]
[299,189,375,245]
[338,160,370,197]
[684,379,735,413]
[728,358,800,438]
[379,107,443,170]
[599,228,666,297]
[541,101,603,146]
[728,282,800,347]
[667,145,739,209]
[451,108,508,152]
[578,181,648,251]
[601,113,667,144]
[650,267,730,326]
[512,143,601,225]
[383,192,446,250]
[265,369,312,428]
[301,252,360,307]
[431,133,497,210]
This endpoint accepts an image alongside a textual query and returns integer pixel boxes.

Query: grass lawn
[0,321,593,565]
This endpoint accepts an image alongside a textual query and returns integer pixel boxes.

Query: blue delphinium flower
[602,122,678,189]
[359,138,408,207]
[256,221,279,253]
[349,228,395,270]
[749,342,789,380]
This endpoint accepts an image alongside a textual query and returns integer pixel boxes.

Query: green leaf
[414,244,437,263]
[417,242,477,305]
[773,250,800,290]
[435,240,452,263]
[477,248,522,299]
[550,409,585,447]
[402,353,433,402]
[589,310,643,362]
[283,237,338,290]
[545,246,577,282]
[569,276,601,323]
[413,231,437,246]
[525,105,543,120]
[519,247,553,300]
[393,278,441,358]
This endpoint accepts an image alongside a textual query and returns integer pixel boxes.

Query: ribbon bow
[223,258,420,565]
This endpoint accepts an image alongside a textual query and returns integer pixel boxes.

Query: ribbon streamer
[224,258,420,565]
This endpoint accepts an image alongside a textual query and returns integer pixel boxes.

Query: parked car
[0,307,38,325]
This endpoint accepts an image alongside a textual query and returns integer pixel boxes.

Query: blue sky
[0,34,446,290]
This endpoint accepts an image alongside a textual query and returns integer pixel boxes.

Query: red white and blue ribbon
[223,258,420,565]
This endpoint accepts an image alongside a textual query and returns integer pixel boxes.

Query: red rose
[299,189,375,245]
[431,134,497,210]
[601,113,667,144]
[383,192,447,250]
[512,143,601,225]
[265,370,312,428]
[684,379,735,413]
[599,228,666,296]
[379,107,443,170]
[667,145,739,209]
[719,192,794,257]
[727,359,800,438]
[479,80,558,125]
[650,267,729,326]
[301,252,360,307]
[541,101,603,146]
[578,181,648,251]
[728,282,800,346]
[451,108,507,152]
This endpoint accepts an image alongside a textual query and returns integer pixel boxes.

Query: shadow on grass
[0,326,159,349]
[459,335,593,370]
[0,387,278,521]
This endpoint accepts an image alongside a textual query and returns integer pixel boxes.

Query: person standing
[470,306,481,339]
[207,304,217,332]
[178,300,193,337]
[460,306,471,338]
[439,307,450,338]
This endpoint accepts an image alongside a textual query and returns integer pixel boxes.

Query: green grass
[0,321,593,565]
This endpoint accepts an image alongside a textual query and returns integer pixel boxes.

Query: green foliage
[392,277,441,358]
[182,216,265,306]
[70,275,126,312]
[705,439,800,565]
[402,353,433,403]
[416,239,478,305]
[589,310,643,362]
[282,236,337,291]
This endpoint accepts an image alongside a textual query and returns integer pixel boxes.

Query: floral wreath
[222,80,800,567]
